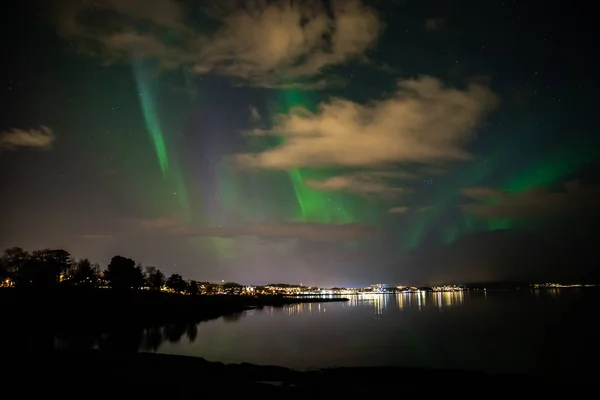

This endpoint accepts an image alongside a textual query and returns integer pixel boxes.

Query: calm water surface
[153,290,598,379]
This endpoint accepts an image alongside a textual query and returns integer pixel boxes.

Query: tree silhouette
[71,258,100,287]
[199,282,215,294]
[145,266,165,290]
[104,256,143,289]
[140,326,164,352]
[163,323,185,343]
[187,280,199,296]
[166,274,187,293]
[1,247,30,282]
[186,322,198,342]
[0,256,7,281]
[18,249,72,288]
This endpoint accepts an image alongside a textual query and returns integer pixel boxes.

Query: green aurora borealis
[131,64,598,256]
[2,0,599,286]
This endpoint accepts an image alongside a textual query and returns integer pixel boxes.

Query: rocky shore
[2,350,591,397]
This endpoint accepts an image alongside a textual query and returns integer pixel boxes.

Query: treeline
[0,247,200,294]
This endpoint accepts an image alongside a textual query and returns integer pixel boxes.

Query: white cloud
[0,126,55,150]
[306,171,412,198]
[236,76,499,169]
[55,0,382,87]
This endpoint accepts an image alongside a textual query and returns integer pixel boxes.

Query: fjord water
[154,290,598,379]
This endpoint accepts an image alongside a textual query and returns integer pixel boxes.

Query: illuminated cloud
[237,76,499,169]
[249,77,343,91]
[80,234,116,240]
[306,171,412,198]
[140,216,180,231]
[462,181,600,219]
[54,0,381,87]
[201,222,376,243]
[0,126,55,150]
[139,216,375,243]
[388,205,432,214]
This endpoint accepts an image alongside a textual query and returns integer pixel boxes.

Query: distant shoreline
[292,286,599,296]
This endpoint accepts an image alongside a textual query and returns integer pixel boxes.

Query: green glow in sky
[133,63,169,176]
[501,143,596,192]
[212,87,382,227]
[131,62,192,221]
[405,140,598,249]
[128,73,597,253]
[275,90,360,224]
[456,143,595,244]
[404,153,498,250]
[288,168,356,223]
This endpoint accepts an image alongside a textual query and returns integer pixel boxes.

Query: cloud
[245,77,344,91]
[306,171,412,198]
[140,216,180,231]
[236,76,499,169]
[54,0,382,87]
[462,180,600,220]
[388,205,432,214]
[249,105,261,123]
[425,18,445,31]
[80,234,116,240]
[200,222,376,243]
[139,216,375,243]
[0,126,55,150]
[97,0,185,30]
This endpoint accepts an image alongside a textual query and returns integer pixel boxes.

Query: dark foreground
[0,287,347,329]
[1,288,349,354]
[2,350,592,397]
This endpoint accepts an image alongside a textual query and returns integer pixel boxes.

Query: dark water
[4,289,597,379]
[154,290,598,379]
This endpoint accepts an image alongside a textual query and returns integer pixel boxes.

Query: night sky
[1,0,598,287]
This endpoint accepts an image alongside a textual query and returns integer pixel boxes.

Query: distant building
[1,278,14,288]
[371,284,385,293]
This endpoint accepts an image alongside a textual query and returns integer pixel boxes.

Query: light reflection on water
[21,289,590,379]
[153,288,599,379]
[7,289,595,379]
[283,288,580,317]
[281,292,466,317]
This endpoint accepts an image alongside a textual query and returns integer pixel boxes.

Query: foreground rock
[2,350,593,397]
